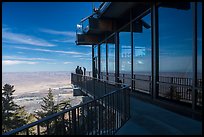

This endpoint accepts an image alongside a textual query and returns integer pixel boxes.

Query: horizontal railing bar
[101,73,202,93]
[106,72,201,82]
[75,73,128,86]
[157,81,192,88]
[103,73,202,87]
[132,78,151,82]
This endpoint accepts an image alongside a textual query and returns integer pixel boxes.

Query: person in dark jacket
[75,66,79,74]
[79,67,83,82]
[83,67,86,76]
[79,67,83,75]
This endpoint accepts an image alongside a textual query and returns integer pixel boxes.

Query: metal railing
[3,74,130,135]
[71,73,127,99]
[100,72,202,107]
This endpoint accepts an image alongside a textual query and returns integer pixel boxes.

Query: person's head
[80,67,81,69]
[77,66,79,68]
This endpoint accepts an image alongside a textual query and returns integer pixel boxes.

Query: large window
[100,43,106,80]
[107,35,115,82]
[133,12,152,94]
[93,45,98,78]
[119,24,131,85]
[197,2,202,107]
[119,29,131,73]
[158,3,193,103]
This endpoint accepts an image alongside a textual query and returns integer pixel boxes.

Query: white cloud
[79,58,92,61]
[40,28,75,37]
[14,46,87,55]
[3,56,54,61]
[2,60,38,65]
[63,62,72,64]
[72,55,85,58]
[53,39,75,43]
[2,29,56,47]
[138,60,144,64]
[40,28,77,44]
[46,62,57,64]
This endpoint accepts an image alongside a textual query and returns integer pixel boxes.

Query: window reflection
[133,11,152,94]
[158,3,194,103]
[119,25,131,74]
[100,43,106,79]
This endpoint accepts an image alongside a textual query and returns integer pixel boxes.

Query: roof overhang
[98,2,138,19]
[76,2,191,46]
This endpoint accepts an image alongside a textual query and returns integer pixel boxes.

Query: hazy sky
[2,2,100,72]
[2,2,202,73]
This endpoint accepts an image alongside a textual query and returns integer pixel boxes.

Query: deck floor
[116,96,202,135]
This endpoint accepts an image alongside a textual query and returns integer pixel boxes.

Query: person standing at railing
[79,67,83,82]
[75,66,79,74]
[75,66,80,82]
[83,67,86,76]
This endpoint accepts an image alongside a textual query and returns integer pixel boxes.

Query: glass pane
[197,2,202,107]
[108,35,115,82]
[94,45,98,57]
[100,43,106,80]
[133,11,152,94]
[158,3,193,103]
[119,24,131,85]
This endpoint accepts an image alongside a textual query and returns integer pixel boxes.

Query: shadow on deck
[115,95,202,135]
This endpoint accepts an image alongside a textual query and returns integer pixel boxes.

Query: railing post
[105,81,107,95]
[170,77,173,100]
[123,89,126,121]
[133,74,136,90]
[128,88,130,119]
[46,121,50,135]
[72,110,76,135]
[37,125,40,135]
[149,75,151,93]
[26,128,29,135]
[62,114,65,135]
[93,78,96,99]
[98,99,101,135]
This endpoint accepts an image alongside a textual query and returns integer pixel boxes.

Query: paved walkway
[116,96,202,135]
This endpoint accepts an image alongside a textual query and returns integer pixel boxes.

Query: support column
[192,2,197,111]
[98,44,101,79]
[106,42,109,81]
[115,32,120,83]
[130,8,134,92]
[151,2,159,100]
[92,45,94,77]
